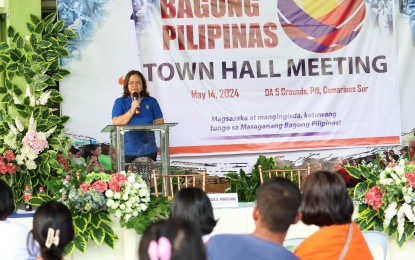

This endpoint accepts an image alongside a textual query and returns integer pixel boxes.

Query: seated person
[139,218,205,260]
[206,177,301,260]
[294,170,373,260]
[98,143,112,171]
[82,144,105,172]
[170,187,217,243]
[31,201,74,260]
[0,179,34,259]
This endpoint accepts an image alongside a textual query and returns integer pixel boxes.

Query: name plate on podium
[207,193,239,208]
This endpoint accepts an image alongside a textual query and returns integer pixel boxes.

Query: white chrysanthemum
[4,132,18,149]
[124,214,132,222]
[119,204,126,210]
[133,182,140,189]
[14,118,24,132]
[12,94,22,105]
[37,90,52,105]
[125,201,132,209]
[106,199,114,207]
[128,174,136,183]
[20,144,31,155]
[111,202,119,210]
[26,160,37,170]
[384,202,397,228]
[114,210,122,218]
[395,166,405,176]
[105,189,114,198]
[26,150,37,161]
[122,193,129,201]
[15,154,25,165]
[113,192,121,199]
[139,188,148,197]
[139,204,148,211]
[132,211,138,217]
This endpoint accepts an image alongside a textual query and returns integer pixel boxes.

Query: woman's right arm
[112,109,135,125]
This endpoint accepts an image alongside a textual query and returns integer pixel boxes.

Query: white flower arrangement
[105,172,150,222]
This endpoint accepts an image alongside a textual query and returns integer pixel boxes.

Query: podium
[101,124,177,175]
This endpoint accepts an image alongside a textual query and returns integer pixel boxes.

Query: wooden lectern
[101,123,177,175]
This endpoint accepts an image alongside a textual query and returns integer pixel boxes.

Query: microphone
[132,92,140,115]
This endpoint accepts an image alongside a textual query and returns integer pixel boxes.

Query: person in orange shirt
[294,171,373,260]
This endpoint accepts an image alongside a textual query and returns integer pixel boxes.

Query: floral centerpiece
[31,151,170,254]
[347,157,415,246]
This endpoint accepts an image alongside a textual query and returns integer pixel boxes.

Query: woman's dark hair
[81,144,100,160]
[0,179,15,220]
[139,218,205,260]
[170,187,217,235]
[32,201,74,260]
[301,170,354,226]
[122,70,150,98]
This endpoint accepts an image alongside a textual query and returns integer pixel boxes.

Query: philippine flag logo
[277,0,366,53]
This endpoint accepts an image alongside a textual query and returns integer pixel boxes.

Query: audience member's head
[0,179,14,220]
[69,146,82,158]
[100,143,110,155]
[32,201,74,260]
[139,218,205,260]
[82,144,101,160]
[301,170,354,227]
[170,187,217,236]
[255,177,301,233]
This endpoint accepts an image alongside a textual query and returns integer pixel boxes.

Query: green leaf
[29,34,38,46]
[0,42,9,51]
[58,68,71,77]
[28,195,52,206]
[0,86,7,94]
[16,109,29,118]
[56,47,70,56]
[44,23,53,34]
[0,62,6,73]
[64,241,76,255]
[38,40,52,48]
[38,62,51,74]
[0,54,10,63]
[10,50,21,62]
[51,72,64,81]
[31,53,45,62]
[57,33,68,44]
[16,35,24,49]
[45,51,58,61]
[1,93,12,103]
[73,235,87,253]
[49,136,62,147]
[73,217,88,233]
[30,14,41,25]
[43,13,56,24]
[100,222,117,238]
[99,211,112,223]
[91,227,105,245]
[53,20,65,33]
[26,22,34,32]
[35,21,45,34]
[345,166,361,179]
[33,81,48,91]
[7,26,16,37]
[24,67,36,78]
[64,28,77,38]
[12,85,22,96]
[90,213,102,228]
[103,233,116,249]
[50,89,63,102]
[6,62,18,71]
[354,181,369,198]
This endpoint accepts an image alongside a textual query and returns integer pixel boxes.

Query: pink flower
[0,162,7,174]
[80,182,91,192]
[386,163,397,168]
[92,180,108,192]
[406,172,415,188]
[6,163,16,174]
[365,186,384,210]
[108,173,127,192]
[61,194,67,200]
[3,150,15,162]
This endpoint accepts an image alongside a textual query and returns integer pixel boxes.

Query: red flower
[6,163,16,174]
[0,162,7,174]
[80,182,91,192]
[405,172,415,188]
[365,186,384,210]
[3,150,15,162]
[91,180,108,192]
[108,173,127,192]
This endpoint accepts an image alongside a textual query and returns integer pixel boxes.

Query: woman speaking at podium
[112,70,164,163]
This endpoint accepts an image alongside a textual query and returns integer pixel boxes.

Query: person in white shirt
[0,179,32,260]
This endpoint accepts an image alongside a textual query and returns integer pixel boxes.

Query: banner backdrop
[131,0,401,155]
[59,0,401,156]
